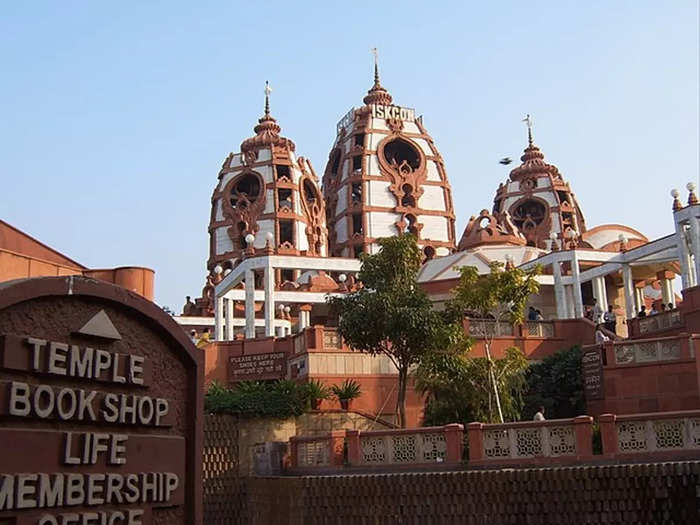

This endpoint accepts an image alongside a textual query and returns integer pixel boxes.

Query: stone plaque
[582,347,604,401]
[0,277,203,524]
[228,352,285,382]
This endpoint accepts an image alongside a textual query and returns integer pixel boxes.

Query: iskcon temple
[1,61,698,428]
[164,61,700,427]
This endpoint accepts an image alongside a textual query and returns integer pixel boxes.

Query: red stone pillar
[346,429,361,466]
[573,415,593,460]
[329,430,347,467]
[466,422,485,463]
[444,424,464,464]
[311,326,324,350]
[603,341,615,367]
[598,413,618,459]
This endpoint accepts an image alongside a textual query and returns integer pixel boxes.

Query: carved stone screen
[0,277,203,524]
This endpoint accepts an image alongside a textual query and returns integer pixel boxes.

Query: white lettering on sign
[6,381,169,426]
[24,338,145,385]
[2,330,182,521]
[371,104,416,122]
[230,352,285,377]
[0,472,179,511]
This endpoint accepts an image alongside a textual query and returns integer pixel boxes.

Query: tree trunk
[484,340,504,423]
[396,366,408,428]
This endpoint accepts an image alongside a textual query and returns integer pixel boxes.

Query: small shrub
[204,379,310,419]
[331,379,362,401]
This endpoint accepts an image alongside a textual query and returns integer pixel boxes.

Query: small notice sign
[229,352,286,381]
[582,347,605,401]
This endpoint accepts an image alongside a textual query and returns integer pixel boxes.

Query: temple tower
[207,83,327,273]
[322,57,456,260]
[492,117,587,249]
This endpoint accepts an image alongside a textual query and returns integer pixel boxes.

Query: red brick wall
[242,463,700,524]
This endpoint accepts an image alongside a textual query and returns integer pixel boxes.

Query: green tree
[524,346,584,419]
[415,346,529,425]
[447,261,540,422]
[328,235,463,427]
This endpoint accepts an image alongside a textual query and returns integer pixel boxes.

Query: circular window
[229,174,261,209]
[382,138,421,172]
[512,200,546,229]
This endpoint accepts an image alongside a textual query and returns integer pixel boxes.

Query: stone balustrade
[627,309,684,338]
[599,410,700,460]
[607,334,694,366]
[289,425,464,471]
[288,410,700,473]
[465,319,556,339]
[467,416,593,466]
[289,431,345,469]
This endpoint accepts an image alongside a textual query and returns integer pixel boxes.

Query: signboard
[0,277,203,524]
[229,352,286,382]
[336,107,355,134]
[582,347,605,401]
[370,104,416,121]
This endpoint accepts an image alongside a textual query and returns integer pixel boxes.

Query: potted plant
[304,379,332,410]
[331,379,362,410]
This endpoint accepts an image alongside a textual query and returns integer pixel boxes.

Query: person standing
[527,306,537,321]
[595,324,610,344]
[603,305,617,334]
[533,406,546,421]
[592,299,604,324]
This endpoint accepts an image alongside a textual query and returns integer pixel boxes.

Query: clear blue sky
[2,1,698,310]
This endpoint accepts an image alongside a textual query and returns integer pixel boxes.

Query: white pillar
[661,278,675,307]
[224,298,234,341]
[570,251,584,318]
[245,269,255,339]
[675,217,694,290]
[689,216,700,288]
[592,276,608,312]
[565,285,575,319]
[621,265,636,320]
[263,264,275,337]
[299,308,310,331]
[634,286,644,313]
[552,261,567,319]
[215,295,224,341]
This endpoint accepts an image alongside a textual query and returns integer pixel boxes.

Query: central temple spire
[363,48,392,106]
[264,80,272,117]
[372,47,380,87]
[522,113,534,146]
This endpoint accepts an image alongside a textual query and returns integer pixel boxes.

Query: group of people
[637,302,674,318]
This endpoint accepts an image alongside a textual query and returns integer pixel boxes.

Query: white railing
[638,310,682,335]
[481,421,579,460]
[359,430,447,465]
[526,321,555,337]
[468,320,514,338]
[613,338,683,365]
[616,415,700,454]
